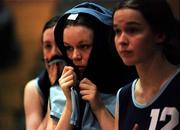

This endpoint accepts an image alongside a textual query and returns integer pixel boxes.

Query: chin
[122,59,135,66]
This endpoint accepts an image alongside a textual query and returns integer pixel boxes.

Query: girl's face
[113,8,161,66]
[63,25,93,72]
[43,27,62,69]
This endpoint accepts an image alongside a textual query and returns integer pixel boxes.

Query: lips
[119,50,132,57]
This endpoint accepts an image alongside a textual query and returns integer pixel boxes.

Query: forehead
[63,25,94,45]
[43,27,54,38]
[113,8,146,26]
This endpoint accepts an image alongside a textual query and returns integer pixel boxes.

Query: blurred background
[0,0,179,130]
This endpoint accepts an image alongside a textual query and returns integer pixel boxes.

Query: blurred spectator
[0,0,21,70]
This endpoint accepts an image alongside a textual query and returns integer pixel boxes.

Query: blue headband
[54,2,112,56]
[63,2,112,26]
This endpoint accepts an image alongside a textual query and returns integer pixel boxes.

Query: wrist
[65,100,72,112]
[91,101,105,114]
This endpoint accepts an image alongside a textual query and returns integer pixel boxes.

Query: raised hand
[58,66,77,100]
[79,78,103,111]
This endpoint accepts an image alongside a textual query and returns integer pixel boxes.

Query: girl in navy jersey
[113,0,180,130]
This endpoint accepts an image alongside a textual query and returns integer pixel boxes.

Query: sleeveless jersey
[117,68,180,130]
[37,70,51,116]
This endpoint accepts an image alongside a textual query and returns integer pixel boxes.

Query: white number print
[149,107,179,130]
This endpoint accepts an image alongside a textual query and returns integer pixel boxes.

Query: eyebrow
[43,41,51,45]
[113,21,142,29]
[113,23,118,28]
[64,40,93,46]
[126,21,142,26]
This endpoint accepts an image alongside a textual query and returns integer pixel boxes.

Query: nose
[72,49,81,60]
[115,32,128,46]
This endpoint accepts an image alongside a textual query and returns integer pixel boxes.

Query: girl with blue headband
[48,2,137,130]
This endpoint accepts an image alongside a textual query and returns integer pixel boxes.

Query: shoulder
[117,82,132,99]
[166,68,180,89]
[116,81,134,108]
[24,78,42,103]
[24,78,39,95]
[24,78,44,111]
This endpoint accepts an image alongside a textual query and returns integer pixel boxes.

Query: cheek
[43,51,50,58]
[43,51,53,62]
[114,40,121,55]
[132,37,145,53]
[43,50,48,59]
[114,35,118,45]
[114,41,119,50]
[66,52,73,60]
[83,50,92,64]
[133,36,153,58]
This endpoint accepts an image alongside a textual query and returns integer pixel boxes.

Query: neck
[136,56,177,89]
[134,54,178,104]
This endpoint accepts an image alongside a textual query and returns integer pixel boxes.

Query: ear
[155,33,166,44]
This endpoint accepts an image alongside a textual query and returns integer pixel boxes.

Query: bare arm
[46,101,58,130]
[55,66,76,130]
[24,80,47,130]
[80,78,114,130]
[55,99,73,130]
[46,94,72,130]
[38,112,48,130]
[93,104,115,130]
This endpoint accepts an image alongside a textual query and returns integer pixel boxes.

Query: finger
[61,66,73,75]
[60,74,74,83]
[59,74,74,86]
[80,89,91,96]
[79,81,96,91]
[60,80,74,89]
[79,82,89,90]
[81,95,91,101]
[132,123,139,130]
[60,67,74,79]
[80,88,96,101]
[80,78,91,84]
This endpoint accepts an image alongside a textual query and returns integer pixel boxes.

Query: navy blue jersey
[117,69,180,130]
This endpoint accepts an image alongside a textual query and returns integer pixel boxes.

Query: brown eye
[126,26,141,35]
[43,43,52,50]
[64,45,73,51]
[79,44,92,50]
[114,28,121,35]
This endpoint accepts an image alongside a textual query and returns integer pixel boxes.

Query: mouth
[120,50,131,57]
